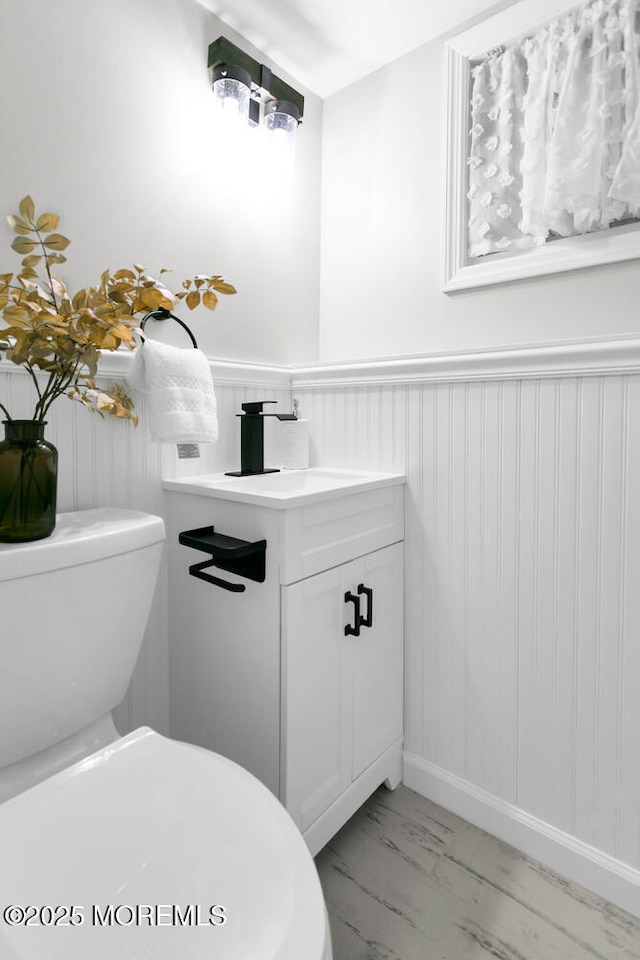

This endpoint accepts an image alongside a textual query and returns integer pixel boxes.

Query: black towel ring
[139,308,198,349]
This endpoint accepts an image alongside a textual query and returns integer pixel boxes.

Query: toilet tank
[0,508,165,770]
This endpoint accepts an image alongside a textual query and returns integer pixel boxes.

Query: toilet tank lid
[0,508,165,582]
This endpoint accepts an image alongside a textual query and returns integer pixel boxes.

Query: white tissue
[279,419,309,469]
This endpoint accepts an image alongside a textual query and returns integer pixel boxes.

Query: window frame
[442,0,640,292]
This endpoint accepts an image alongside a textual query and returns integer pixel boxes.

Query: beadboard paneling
[292,376,640,910]
[0,364,291,736]
[4,341,640,913]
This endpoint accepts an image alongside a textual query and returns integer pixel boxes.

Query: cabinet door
[351,542,404,780]
[282,566,352,831]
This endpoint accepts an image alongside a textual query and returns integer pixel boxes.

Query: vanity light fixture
[208,36,304,141]
[263,98,300,154]
[211,63,252,122]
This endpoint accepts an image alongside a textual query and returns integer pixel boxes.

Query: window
[443,0,640,291]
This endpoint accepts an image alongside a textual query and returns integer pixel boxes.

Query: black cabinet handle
[344,591,361,636]
[357,583,373,628]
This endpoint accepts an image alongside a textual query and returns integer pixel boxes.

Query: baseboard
[403,752,640,919]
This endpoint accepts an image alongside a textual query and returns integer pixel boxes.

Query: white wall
[316,22,640,914]
[0,0,322,365]
[0,0,319,724]
[313,16,640,915]
[293,348,640,915]
[319,38,640,361]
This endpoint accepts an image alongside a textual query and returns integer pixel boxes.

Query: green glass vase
[0,420,58,543]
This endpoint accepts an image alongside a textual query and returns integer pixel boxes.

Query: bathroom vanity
[163,468,404,855]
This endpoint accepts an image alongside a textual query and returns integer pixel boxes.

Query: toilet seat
[0,728,331,959]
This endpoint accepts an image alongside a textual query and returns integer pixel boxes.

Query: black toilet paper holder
[178,526,267,593]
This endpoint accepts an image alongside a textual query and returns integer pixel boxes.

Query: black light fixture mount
[208,36,304,128]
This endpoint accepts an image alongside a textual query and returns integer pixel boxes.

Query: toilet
[0,508,332,959]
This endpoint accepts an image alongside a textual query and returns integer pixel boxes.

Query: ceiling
[195,0,514,98]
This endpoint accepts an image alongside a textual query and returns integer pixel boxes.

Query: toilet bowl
[0,509,332,959]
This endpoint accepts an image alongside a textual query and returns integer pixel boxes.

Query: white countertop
[163,467,405,509]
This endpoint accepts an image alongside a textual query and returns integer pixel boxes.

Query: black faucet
[225,401,297,477]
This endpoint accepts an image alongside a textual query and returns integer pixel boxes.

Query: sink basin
[163,467,405,508]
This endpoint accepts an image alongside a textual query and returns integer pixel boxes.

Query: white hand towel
[127,340,218,443]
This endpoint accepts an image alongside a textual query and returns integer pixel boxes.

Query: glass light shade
[212,65,251,122]
[263,100,299,143]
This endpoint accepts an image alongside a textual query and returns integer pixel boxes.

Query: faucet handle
[241,401,277,415]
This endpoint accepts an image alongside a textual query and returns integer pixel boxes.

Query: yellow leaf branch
[0,196,236,424]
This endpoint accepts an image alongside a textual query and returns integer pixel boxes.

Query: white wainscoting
[292,350,640,917]
[4,339,640,915]
[0,357,291,737]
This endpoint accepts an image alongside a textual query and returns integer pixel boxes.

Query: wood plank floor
[315,785,640,960]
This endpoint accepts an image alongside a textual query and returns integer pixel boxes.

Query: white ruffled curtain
[467,0,640,259]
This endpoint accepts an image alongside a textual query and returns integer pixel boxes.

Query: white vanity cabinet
[282,542,403,850]
[164,469,404,855]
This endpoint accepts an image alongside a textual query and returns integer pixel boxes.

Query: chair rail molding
[4,335,640,392]
[97,350,291,390]
[289,336,640,388]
